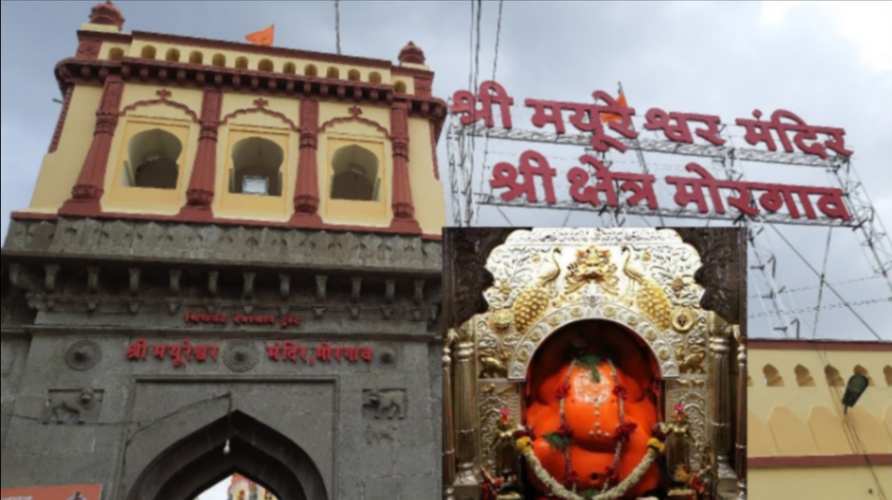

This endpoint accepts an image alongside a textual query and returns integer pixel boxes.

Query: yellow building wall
[101,83,202,214]
[408,117,446,234]
[28,85,102,213]
[748,347,891,455]
[750,466,892,500]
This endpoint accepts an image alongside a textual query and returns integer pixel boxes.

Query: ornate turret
[88,1,125,30]
[398,41,426,65]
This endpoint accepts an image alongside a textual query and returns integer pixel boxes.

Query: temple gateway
[1,2,447,498]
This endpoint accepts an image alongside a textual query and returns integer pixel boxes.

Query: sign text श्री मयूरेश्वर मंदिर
[451,81,852,222]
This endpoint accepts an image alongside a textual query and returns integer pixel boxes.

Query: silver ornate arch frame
[444,228,741,500]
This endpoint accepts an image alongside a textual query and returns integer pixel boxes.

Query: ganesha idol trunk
[443,228,743,500]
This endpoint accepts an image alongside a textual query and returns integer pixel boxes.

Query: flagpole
[335,0,341,54]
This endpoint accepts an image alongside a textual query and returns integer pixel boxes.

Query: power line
[769,224,885,340]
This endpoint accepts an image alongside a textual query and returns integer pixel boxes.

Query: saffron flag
[245,25,274,46]
[600,89,629,124]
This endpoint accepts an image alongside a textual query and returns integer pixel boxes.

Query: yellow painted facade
[28,85,102,213]
[748,342,892,500]
[24,22,444,235]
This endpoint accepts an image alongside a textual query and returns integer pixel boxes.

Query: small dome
[398,41,425,65]
[89,1,125,29]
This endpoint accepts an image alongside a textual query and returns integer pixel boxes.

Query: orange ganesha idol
[523,323,662,498]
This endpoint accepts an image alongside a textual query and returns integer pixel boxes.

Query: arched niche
[283,62,296,75]
[126,411,327,500]
[330,144,379,201]
[825,364,844,387]
[807,406,850,453]
[125,128,182,189]
[258,58,274,72]
[767,406,816,454]
[763,364,783,387]
[212,53,226,67]
[165,48,180,62]
[236,56,249,70]
[347,69,361,81]
[109,47,125,61]
[189,50,203,64]
[854,364,875,386]
[304,64,318,77]
[229,137,284,196]
[795,364,815,387]
[884,365,892,386]
[326,67,340,79]
[141,45,157,59]
[368,71,382,85]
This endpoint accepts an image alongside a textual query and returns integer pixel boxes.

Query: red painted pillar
[389,101,421,233]
[179,87,223,220]
[289,98,323,226]
[59,75,124,216]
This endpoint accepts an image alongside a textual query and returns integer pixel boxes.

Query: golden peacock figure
[622,246,673,330]
[511,248,562,333]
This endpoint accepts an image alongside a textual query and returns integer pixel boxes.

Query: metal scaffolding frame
[446,116,892,340]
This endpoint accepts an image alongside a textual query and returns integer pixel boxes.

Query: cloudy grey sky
[1,1,890,344]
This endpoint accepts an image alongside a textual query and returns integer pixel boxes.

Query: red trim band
[748,339,892,351]
[748,454,892,468]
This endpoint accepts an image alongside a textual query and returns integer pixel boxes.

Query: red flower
[555,381,570,400]
[612,384,628,400]
[613,422,638,442]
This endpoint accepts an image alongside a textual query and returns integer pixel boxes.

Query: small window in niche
[347,69,361,81]
[189,51,203,64]
[304,64,318,77]
[124,129,182,189]
[795,364,815,387]
[258,59,274,72]
[368,72,382,84]
[283,62,296,74]
[330,145,379,201]
[141,45,157,59]
[763,364,784,387]
[229,137,284,196]
[212,53,226,67]
[109,47,124,61]
[825,365,845,387]
[165,48,180,62]
[326,67,340,79]
[236,56,249,70]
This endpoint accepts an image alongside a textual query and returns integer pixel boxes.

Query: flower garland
[525,354,661,499]
[516,435,664,500]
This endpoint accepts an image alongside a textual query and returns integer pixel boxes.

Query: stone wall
[1,217,443,499]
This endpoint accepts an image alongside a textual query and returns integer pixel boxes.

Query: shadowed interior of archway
[127,411,327,500]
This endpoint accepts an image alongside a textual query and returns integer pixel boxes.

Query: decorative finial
[398,41,425,65]
[89,0,125,29]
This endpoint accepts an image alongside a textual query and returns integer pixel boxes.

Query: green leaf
[579,489,599,499]
[576,354,603,383]
[544,432,571,451]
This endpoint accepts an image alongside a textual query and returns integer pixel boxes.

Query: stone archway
[127,411,327,500]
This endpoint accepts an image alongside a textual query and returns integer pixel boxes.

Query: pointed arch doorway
[127,411,328,500]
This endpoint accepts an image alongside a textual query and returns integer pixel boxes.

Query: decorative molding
[318,105,391,139]
[3,218,443,274]
[219,98,299,132]
[748,339,892,351]
[118,88,200,123]
[48,86,74,153]
[11,210,442,240]
[51,57,447,131]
